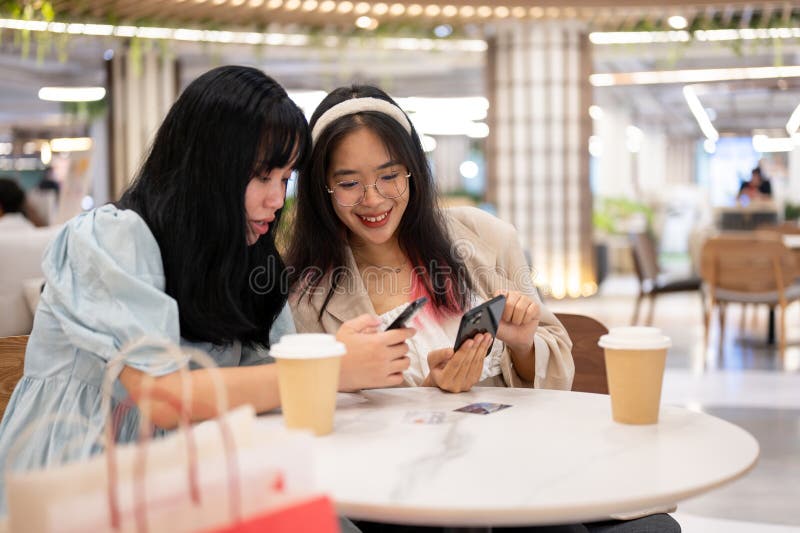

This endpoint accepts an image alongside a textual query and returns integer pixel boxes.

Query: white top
[260,387,759,526]
[782,234,800,249]
[378,296,505,386]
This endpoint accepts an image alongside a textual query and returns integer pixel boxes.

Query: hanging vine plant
[1,1,59,62]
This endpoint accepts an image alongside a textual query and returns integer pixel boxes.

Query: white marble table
[259,387,759,527]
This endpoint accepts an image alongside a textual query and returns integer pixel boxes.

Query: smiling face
[244,160,294,245]
[327,126,410,248]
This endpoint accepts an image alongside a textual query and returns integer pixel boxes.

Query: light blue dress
[0,204,295,512]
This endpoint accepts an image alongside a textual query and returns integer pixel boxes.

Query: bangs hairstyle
[119,65,310,346]
[286,85,472,318]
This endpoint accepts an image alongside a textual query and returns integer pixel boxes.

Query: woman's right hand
[423,333,493,393]
[335,314,414,391]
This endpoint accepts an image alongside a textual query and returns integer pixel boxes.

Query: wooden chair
[556,313,609,395]
[700,235,800,356]
[629,231,703,326]
[0,335,28,418]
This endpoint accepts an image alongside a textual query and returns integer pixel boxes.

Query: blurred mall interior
[1,1,799,531]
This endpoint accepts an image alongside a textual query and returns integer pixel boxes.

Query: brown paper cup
[604,348,667,424]
[275,356,342,436]
[271,334,345,436]
[599,327,671,425]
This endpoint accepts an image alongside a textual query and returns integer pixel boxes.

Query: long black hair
[119,65,309,346]
[286,84,472,318]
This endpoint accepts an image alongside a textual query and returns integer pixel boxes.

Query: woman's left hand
[493,290,540,356]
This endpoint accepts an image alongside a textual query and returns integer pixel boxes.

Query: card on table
[453,402,512,415]
[402,411,447,425]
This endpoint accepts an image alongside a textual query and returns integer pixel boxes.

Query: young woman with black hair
[0,67,412,514]
[287,85,573,393]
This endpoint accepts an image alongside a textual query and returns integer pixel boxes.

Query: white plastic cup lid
[598,326,671,350]
[270,333,346,359]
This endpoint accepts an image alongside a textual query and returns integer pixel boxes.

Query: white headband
[311,97,413,145]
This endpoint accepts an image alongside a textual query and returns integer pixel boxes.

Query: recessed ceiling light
[667,15,688,30]
[39,87,106,102]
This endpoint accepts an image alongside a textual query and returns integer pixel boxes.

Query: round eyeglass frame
[325,172,412,207]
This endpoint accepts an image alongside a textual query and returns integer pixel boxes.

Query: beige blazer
[291,206,574,390]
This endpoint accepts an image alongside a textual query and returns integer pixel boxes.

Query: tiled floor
[548,275,800,532]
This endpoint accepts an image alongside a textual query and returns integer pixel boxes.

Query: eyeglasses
[326,171,411,207]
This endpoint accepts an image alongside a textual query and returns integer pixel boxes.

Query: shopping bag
[5,339,339,533]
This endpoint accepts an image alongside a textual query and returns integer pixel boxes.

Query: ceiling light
[786,103,800,136]
[267,0,283,7]
[683,86,718,142]
[424,5,441,16]
[511,6,526,18]
[355,15,378,30]
[703,139,716,154]
[459,6,475,17]
[591,65,800,86]
[389,4,405,16]
[529,7,544,18]
[494,6,510,18]
[40,141,52,165]
[301,0,318,11]
[39,87,106,102]
[337,1,353,13]
[476,6,492,18]
[284,0,301,10]
[372,3,388,15]
[667,15,688,29]
[421,135,437,152]
[319,0,335,12]
[442,5,457,17]
[249,0,265,7]
[752,134,796,153]
[407,4,423,16]
[50,137,93,152]
[459,160,479,179]
[588,105,603,120]
[434,24,452,38]
[354,2,371,15]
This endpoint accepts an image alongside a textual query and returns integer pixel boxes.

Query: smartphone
[453,295,507,352]
[385,297,428,330]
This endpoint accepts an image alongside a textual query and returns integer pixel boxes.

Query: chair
[556,313,609,395]
[0,335,28,417]
[0,226,60,336]
[629,231,703,326]
[700,235,800,356]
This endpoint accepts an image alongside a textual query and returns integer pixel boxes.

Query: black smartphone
[453,295,507,352]
[385,297,428,330]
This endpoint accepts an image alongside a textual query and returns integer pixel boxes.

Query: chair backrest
[700,234,796,294]
[757,222,800,235]
[0,335,28,417]
[556,313,609,395]
[629,232,660,284]
[0,226,60,336]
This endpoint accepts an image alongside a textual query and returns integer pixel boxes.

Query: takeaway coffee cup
[598,327,671,425]
[270,334,346,436]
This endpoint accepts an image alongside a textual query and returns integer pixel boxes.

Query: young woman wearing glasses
[286,85,573,394]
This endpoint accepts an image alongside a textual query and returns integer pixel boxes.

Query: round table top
[259,387,759,527]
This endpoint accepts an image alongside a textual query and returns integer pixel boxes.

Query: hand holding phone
[385,297,428,330]
[453,295,507,353]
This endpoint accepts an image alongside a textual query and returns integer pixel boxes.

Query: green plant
[593,197,654,235]
[784,202,800,221]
